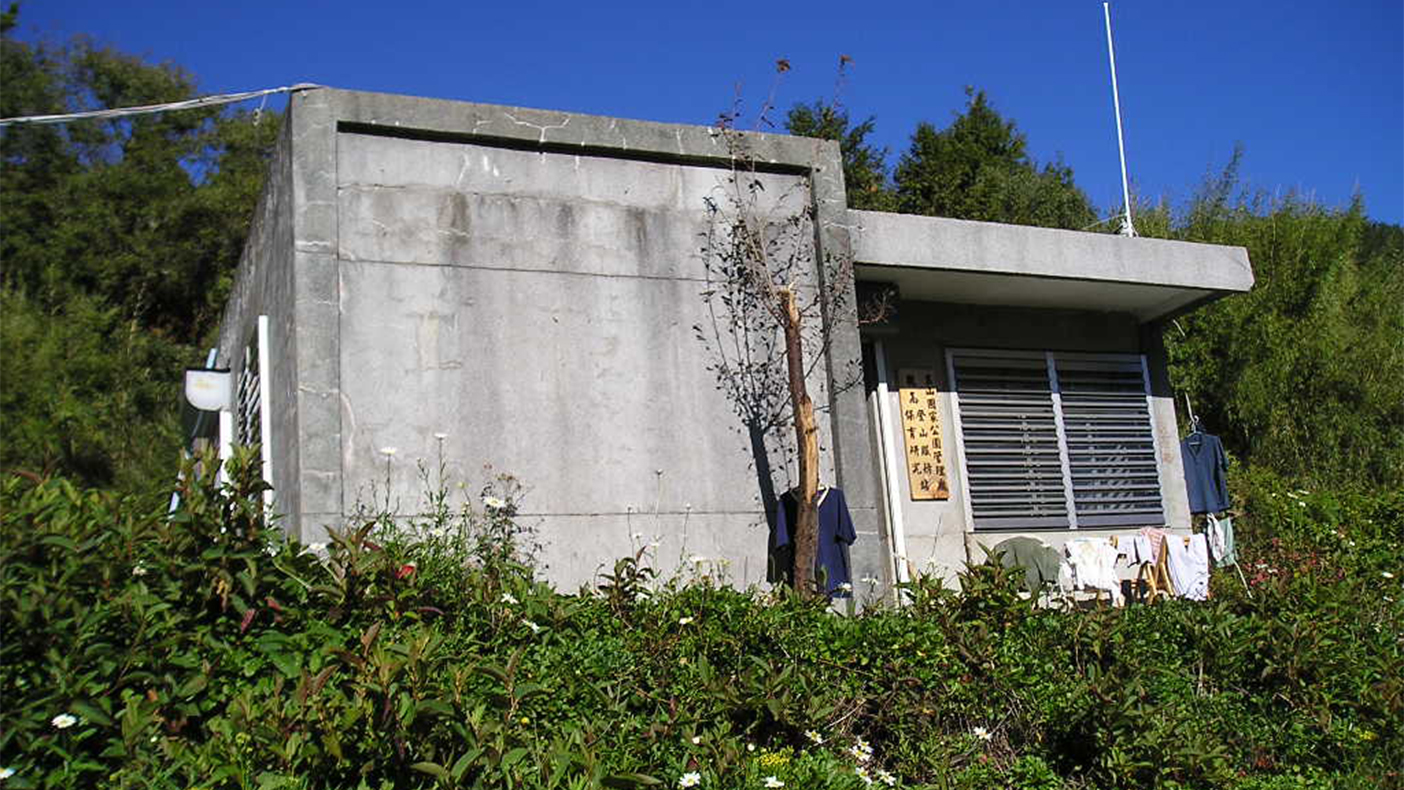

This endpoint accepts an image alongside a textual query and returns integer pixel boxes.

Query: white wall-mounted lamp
[184,368,232,412]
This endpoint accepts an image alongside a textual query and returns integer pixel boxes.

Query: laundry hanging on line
[773,486,856,597]
[1181,428,1231,514]
[1206,513,1237,567]
[1062,537,1124,606]
[990,528,1219,605]
[1166,533,1211,601]
[991,536,1063,593]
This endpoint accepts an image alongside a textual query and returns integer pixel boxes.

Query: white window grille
[230,316,274,514]
[948,349,1164,531]
[236,337,262,447]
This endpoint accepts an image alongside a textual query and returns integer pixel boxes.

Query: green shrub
[1,461,1399,788]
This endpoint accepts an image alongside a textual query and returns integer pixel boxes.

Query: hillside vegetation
[1,456,1400,788]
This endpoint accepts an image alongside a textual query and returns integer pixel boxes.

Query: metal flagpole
[1104,3,1137,237]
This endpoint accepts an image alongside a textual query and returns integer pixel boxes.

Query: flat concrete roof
[851,210,1254,322]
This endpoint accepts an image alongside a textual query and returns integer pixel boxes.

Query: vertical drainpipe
[872,339,910,591]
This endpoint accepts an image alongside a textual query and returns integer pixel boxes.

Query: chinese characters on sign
[897,368,949,500]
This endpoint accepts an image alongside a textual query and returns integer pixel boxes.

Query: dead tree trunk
[779,287,821,596]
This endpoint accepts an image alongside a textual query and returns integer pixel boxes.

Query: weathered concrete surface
[534,513,784,593]
[1140,320,1191,538]
[329,88,829,170]
[331,133,841,587]
[288,89,343,543]
[851,210,1254,322]
[810,137,885,595]
[220,88,885,591]
[217,113,300,523]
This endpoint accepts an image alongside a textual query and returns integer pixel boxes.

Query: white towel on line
[1166,533,1210,601]
[1063,537,1124,605]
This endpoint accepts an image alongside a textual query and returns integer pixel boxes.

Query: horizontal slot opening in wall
[337,121,811,177]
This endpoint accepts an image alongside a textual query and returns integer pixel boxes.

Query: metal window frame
[948,348,1068,531]
[1057,352,1163,528]
[948,348,1164,532]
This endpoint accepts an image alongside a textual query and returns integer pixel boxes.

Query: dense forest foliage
[0,20,277,495]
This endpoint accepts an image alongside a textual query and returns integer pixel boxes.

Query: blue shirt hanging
[774,486,857,596]
[1181,431,1230,514]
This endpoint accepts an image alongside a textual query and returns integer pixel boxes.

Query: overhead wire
[0,83,323,128]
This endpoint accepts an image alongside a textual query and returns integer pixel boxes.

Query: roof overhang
[851,210,1254,323]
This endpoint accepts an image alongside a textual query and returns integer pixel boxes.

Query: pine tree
[893,87,1096,229]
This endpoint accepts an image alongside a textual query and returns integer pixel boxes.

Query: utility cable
[0,83,323,128]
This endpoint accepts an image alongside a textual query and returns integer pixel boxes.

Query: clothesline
[993,521,1239,607]
[0,83,323,128]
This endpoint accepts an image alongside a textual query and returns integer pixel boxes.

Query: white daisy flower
[51,714,77,729]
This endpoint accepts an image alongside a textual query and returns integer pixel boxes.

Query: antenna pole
[1104,2,1136,237]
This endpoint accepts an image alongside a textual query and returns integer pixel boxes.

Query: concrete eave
[851,210,1254,323]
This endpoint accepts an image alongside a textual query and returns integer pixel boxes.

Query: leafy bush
[1,459,1400,788]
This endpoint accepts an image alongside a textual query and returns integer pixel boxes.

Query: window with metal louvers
[948,350,1069,529]
[949,350,1164,531]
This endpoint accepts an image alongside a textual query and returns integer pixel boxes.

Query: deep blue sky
[13,0,1403,224]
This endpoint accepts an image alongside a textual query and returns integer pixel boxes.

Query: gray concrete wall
[1141,321,1191,538]
[287,89,343,544]
[248,89,888,593]
[867,301,1189,586]
[216,113,300,521]
[332,133,842,590]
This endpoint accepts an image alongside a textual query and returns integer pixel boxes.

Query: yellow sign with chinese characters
[897,368,949,500]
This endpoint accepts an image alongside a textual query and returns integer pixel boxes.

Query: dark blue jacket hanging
[774,486,856,596]
[1181,431,1230,514]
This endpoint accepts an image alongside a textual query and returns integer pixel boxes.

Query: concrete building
[215,88,1253,593]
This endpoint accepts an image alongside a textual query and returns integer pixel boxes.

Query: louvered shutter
[949,351,1069,529]
[950,349,1166,531]
[1054,354,1164,527]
